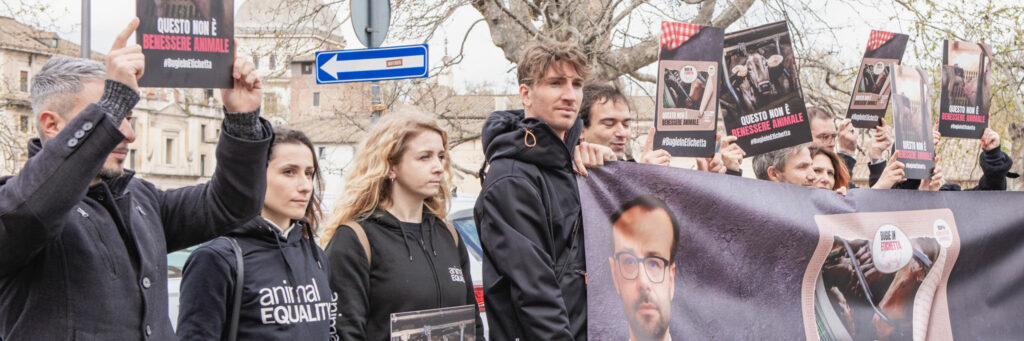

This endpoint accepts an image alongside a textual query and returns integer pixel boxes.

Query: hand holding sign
[222,55,262,113]
[837,119,857,155]
[719,135,746,172]
[981,128,1000,151]
[872,154,906,189]
[107,18,145,91]
[641,127,672,166]
[868,119,893,160]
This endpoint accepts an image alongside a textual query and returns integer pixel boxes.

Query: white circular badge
[680,65,698,83]
[871,224,913,274]
[933,219,953,248]
[873,62,885,74]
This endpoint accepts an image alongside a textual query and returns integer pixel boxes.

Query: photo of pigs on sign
[137,0,235,88]
[719,21,811,156]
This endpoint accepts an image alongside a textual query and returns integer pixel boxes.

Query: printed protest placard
[938,40,992,139]
[653,21,723,157]
[390,305,477,340]
[137,0,234,88]
[846,30,910,128]
[719,21,811,156]
[891,65,935,180]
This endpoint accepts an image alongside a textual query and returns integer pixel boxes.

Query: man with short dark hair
[476,40,612,340]
[0,19,271,340]
[580,83,671,166]
[752,143,817,187]
[608,195,679,341]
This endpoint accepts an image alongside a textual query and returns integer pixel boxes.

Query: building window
[19,115,29,132]
[313,92,320,107]
[204,89,214,101]
[318,146,326,159]
[19,71,28,92]
[264,93,279,114]
[301,62,313,74]
[129,149,137,170]
[270,55,276,69]
[253,55,259,69]
[201,124,207,141]
[165,137,176,164]
[200,154,207,177]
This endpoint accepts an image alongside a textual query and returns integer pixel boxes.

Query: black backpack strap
[222,237,244,341]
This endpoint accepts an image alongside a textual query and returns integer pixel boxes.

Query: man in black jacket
[0,19,271,340]
[475,41,611,340]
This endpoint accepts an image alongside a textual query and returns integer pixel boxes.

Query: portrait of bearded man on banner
[608,195,681,341]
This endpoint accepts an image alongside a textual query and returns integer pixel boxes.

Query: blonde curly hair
[319,113,452,246]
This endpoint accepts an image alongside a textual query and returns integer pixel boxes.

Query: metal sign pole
[81,0,90,58]
[367,0,384,123]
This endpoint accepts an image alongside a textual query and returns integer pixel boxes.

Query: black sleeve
[840,152,857,172]
[725,168,742,177]
[478,176,574,340]
[0,82,133,277]
[867,159,887,188]
[891,179,921,190]
[158,119,273,252]
[326,225,371,341]
[457,233,486,340]
[973,146,1012,191]
[176,243,234,340]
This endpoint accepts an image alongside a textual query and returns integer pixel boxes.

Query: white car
[167,193,488,337]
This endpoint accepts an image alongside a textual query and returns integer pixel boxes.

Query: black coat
[475,110,587,340]
[326,209,483,341]
[176,218,332,340]
[0,99,271,340]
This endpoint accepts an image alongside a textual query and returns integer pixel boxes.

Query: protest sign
[846,30,910,128]
[390,305,477,340]
[137,0,234,88]
[938,40,992,139]
[891,65,936,180]
[653,21,723,157]
[580,162,1024,340]
[719,21,811,156]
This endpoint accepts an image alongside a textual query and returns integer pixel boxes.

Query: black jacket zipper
[412,231,444,307]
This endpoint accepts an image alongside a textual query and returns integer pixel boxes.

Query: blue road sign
[315,44,429,84]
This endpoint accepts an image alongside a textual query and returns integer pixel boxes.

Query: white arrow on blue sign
[315,44,429,84]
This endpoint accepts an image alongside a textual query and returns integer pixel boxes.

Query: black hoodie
[176,218,333,340]
[474,110,587,340]
[325,208,484,340]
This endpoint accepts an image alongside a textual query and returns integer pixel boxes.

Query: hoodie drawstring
[427,220,438,257]
[273,224,301,291]
[304,223,323,269]
[398,221,414,261]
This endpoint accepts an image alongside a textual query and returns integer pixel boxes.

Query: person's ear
[668,264,676,299]
[767,166,782,182]
[608,257,621,295]
[519,83,532,108]
[38,111,65,140]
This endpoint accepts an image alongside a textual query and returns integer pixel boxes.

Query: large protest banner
[845,30,910,128]
[580,162,1024,340]
[938,40,992,139]
[137,0,234,88]
[653,22,723,157]
[719,21,811,156]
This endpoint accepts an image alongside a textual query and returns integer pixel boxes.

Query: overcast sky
[18,0,966,95]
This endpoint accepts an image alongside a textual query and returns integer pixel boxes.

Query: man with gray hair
[0,18,271,340]
[752,143,817,187]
